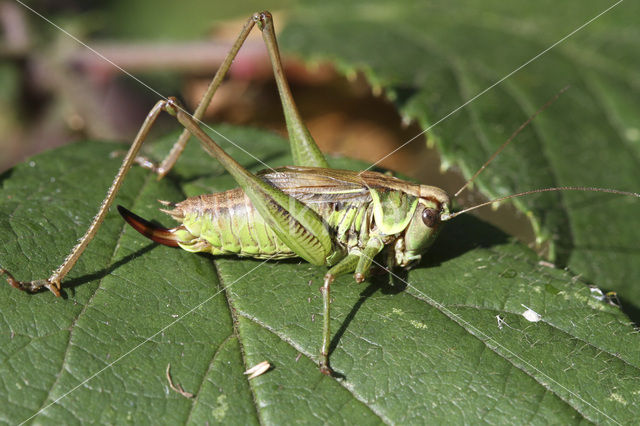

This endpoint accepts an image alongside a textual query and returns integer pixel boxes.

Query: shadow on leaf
[62,243,159,296]
[421,214,511,268]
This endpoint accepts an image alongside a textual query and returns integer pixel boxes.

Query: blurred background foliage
[0,0,432,182]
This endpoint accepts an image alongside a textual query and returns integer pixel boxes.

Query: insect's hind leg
[165,98,336,267]
[146,11,327,179]
[256,12,327,168]
[148,15,257,178]
[2,100,172,296]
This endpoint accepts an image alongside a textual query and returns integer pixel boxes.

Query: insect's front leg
[354,237,385,283]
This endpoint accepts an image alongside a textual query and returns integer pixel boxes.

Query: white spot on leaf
[609,392,627,405]
[410,320,428,330]
[590,286,605,301]
[521,304,541,322]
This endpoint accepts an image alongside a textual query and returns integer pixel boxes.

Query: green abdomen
[171,187,371,260]
[175,189,296,258]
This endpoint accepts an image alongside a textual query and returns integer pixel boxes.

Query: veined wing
[258,166,371,204]
[259,166,425,200]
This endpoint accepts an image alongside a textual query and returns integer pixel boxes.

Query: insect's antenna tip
[453,86,570,199]
[448,186,639,219]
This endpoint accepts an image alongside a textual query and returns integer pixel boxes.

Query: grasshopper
[1,11,638,376]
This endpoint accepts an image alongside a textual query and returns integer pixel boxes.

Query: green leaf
[1,125,638,424]
[280,0,640,307]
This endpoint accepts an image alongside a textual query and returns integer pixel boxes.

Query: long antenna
[442,186,640,221]
[454,86,570,198]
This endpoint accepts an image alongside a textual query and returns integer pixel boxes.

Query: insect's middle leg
[321,253,361,375]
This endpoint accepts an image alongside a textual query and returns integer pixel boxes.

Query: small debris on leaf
[166,363,194,399]
[244,361,271,379]
[496,315,507,330]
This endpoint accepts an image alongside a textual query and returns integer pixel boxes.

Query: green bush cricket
[1,11,638,377]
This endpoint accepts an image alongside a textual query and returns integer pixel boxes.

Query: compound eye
[421,207,439,227]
